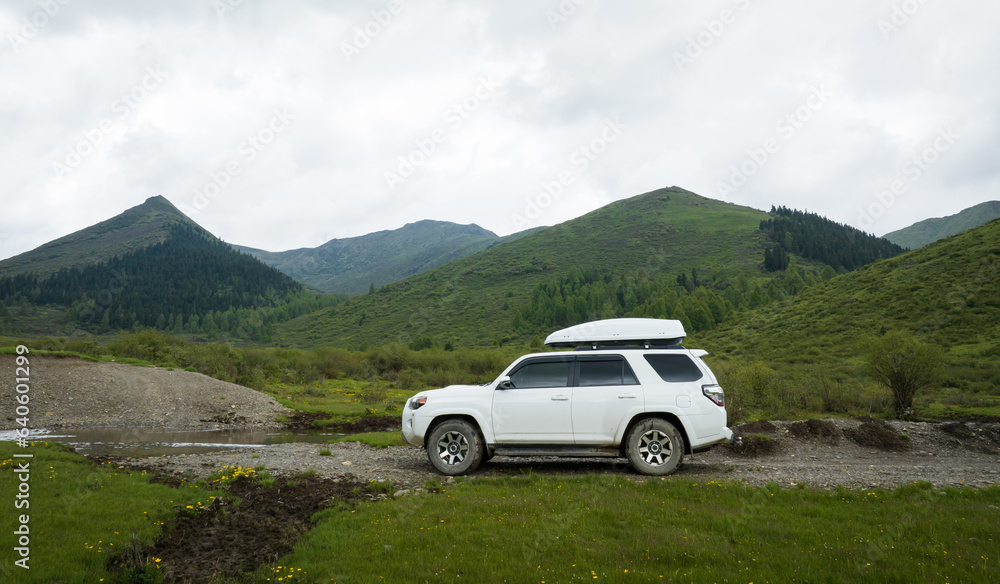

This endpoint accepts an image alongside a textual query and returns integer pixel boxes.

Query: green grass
[327,431,407,449]
[0,442,216,583]
[270,474,998,583]
[267,378,413,417]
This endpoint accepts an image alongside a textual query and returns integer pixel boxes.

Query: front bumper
[400,407,424,447]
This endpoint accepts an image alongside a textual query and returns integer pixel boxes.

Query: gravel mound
[0,355,291,430]
[844,417,910,451]
[787,418,841,444]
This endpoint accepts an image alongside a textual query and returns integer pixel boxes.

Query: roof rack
[573,342,685,351]
[544,318,686,348]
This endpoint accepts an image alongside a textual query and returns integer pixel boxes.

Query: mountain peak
[0,195,203,278]
[235,220,510,295]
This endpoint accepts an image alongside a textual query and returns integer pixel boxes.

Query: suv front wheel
[625,418,683,476]
[427,419,485,476]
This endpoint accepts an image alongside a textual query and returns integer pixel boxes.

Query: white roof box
[544,318,686,348]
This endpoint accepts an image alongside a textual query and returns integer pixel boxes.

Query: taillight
[702,384,725,407]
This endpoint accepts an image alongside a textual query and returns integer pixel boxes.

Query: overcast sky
[1,0,997,260]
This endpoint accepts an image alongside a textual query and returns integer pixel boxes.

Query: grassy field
[4,442,995,583]
[0,442,215,583]
[281,475,998,583]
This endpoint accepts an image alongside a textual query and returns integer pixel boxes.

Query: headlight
[409,396,427,410]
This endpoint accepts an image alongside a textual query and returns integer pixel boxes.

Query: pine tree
[670,303,690,331]
[203,313,219,338]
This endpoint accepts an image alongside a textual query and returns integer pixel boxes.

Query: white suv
[401,318,733,476]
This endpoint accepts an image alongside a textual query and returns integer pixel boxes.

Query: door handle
[551,395,569,401]
[618,393,637,399]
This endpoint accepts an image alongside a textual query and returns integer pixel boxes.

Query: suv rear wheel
[427,419,485,476]
[625,418,683,476]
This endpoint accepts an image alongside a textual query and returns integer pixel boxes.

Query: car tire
[427,419,485,476]
[625,418,683,476]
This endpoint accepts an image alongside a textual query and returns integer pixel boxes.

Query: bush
[359,377,389,404]
[395,368,423,390]
[716,361,783,425]
[863,331,943,417]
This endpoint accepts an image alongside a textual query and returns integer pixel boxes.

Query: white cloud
[1,0,998,260]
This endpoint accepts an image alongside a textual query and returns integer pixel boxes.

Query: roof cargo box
[544,318,686,348]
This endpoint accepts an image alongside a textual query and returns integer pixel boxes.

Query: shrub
[863,331,943,417]
[359,377,389,404]
[716,361,782,425]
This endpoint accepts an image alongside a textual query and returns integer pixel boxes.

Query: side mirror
[497,376,513,390]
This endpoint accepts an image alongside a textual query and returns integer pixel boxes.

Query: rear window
[578,358,638,386]
[643,354,704,383]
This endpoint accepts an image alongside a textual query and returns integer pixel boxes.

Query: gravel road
[121,418,1000,491]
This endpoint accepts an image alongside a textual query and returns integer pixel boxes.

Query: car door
[492,357,574,444]
[572,355,642,445]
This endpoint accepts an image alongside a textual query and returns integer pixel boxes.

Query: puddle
[0,427,342,457]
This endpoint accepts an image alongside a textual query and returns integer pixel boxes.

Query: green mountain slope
[0,197,315,337]
[0,195,200,278]
[884,201,1000,249]
[701,218,1000,400]
[234,221,541,295]
[274,187,775,348]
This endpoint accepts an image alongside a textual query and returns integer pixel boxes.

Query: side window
[509,360,571,388]
[578,358,639,386]
[643,354,704,383]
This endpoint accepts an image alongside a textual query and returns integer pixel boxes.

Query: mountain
[273,187,908,350]
[274,187,785,349]
[0,195,200,279]
[700,217,1000,398]
[0,196,306,336]
[234,221,541,295]
[884,201,1000,249]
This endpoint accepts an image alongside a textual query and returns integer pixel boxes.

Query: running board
[492,445,620,458]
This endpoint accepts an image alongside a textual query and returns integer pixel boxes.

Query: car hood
[419,383,492,398]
